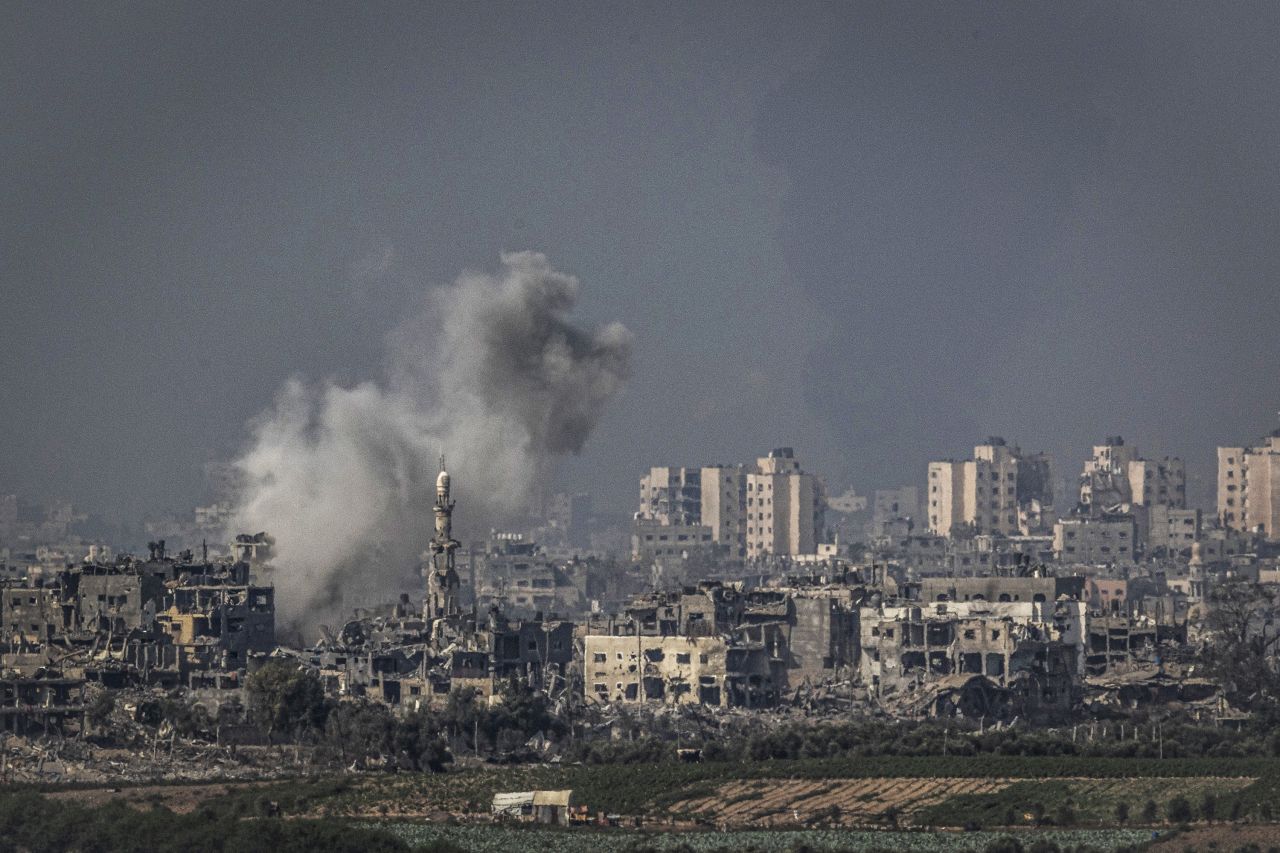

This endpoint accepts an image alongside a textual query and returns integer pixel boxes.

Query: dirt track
[1148,824,1280,850]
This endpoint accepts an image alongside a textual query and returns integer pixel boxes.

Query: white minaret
[426,455,461,620]
[435,462,453,542]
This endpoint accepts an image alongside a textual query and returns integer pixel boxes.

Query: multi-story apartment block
[927,438,1023,537]
[1053,515,1137,564]
[584,581,859,709]
[1130,458,1186,508]
[1147,506,1200,556]
[1078,437,1139,512]
[1078,437,1185,513]
[859,584,1086,722]
[636,449,825,560]
[544,492,592,550]
[700,465,748,558]
[631,519,716,561]
[0,547,276,690]
[745,449,823,559]
[638,467,702,525]
[1218,431,1280,539]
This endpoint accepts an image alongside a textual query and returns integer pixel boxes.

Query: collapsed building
[584,570,876,711]
[1083,611,1183,677]
[0,674,85,735]
[472,533,588,619]
[154,562,276,688]
[582,569,1140,723]
[0,541,276,733]
[584,583,773,708]
[858,598,1084,722]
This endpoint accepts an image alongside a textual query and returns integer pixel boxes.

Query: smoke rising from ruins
[229,251,633,637]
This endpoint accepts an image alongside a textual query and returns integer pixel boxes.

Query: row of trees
[0,789,416,853]
[1198,578,1280,714]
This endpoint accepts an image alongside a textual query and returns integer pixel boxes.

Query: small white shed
[491,789,575,825]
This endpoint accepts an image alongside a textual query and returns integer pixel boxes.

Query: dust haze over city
[3,3,1280,851]
[233,250,632,632]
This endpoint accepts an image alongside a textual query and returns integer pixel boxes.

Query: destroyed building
[858,596,1084,722]
[918,574,1086,606]
[473,533,587,618]
[737,580,865,694]
[583,573,878,710]
[0,674,85,735]
[1078,437,1186,516]
[308,599,575,712]
[155,560,276,687]
[584,583,775,708]
[0,541,276,695]
[580,560,1172,722]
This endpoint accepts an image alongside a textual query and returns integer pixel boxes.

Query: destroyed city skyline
[4,3,1280,526]
[5,5,1280,849]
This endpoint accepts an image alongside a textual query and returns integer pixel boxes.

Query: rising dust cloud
[229,252,633,639]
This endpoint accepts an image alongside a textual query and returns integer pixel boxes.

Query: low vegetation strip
[0,788,410,853]
[372,823,1155,852]
[914,776,1257,828]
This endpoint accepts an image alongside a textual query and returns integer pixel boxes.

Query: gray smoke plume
[230,251,632,638]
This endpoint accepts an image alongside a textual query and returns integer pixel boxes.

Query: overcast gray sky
[3,2,1278,522]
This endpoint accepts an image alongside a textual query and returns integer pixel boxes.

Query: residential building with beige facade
[638,466,702,525]
[1130,458,1186,508]
[1218,431,1280,539]
[1147,506,1200,556]
[927,438,1022,537]
[635,449,826,560]
[630,519,716,562]
[700,464,748,558]
[585,633,736,706]
[1053,516,1137,564]
[745,448,824,559]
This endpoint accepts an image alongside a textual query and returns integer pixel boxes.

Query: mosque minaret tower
[425,455,461,621]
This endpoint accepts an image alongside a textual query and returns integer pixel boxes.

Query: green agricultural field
[30,753,1280,847]
[372,823,1156,853]
[912,777,1255,828]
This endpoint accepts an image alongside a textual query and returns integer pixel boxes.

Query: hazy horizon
[4,3,1280,526]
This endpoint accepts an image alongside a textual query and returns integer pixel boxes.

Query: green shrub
[1166,794,1193,823]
